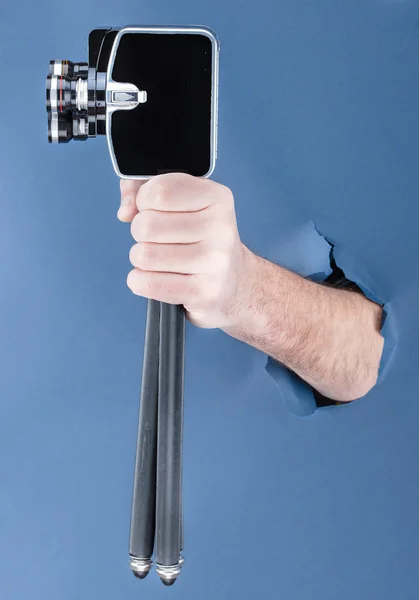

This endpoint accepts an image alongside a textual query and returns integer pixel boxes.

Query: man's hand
[118,173,384,402]
[119,173,250,329]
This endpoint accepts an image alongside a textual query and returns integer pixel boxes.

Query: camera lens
[49,59,72,77]
[46,74,74,114]
[72,115,88,141]
[48,112,73,143]
[46,54,94,144]
[48,59,77,78]
[48,60,88,77]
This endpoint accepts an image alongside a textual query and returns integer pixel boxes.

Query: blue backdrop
[0,1,418,598]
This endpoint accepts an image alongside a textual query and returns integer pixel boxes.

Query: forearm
[222,246,384,402]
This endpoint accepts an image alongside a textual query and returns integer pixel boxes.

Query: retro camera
[45,26,220,178]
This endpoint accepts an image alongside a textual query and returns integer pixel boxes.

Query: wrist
[221,249,314,359]
[221,246,278,343]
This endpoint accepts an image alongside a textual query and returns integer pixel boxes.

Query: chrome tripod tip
[156,555,184,586]
[160,577,176,586]
[129,556,153,579]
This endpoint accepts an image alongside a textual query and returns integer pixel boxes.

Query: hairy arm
[119,173,384,403]
[222,248,384,401]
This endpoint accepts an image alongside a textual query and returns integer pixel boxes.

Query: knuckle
[133,212,155,241]
[127,269,142,295]
[131,243,158,270]
[155,185,169,209]
[128,245,137,266]
[162,278,177,295]
[148,172,191,208]
[143,244,158,267]
[130,214,141,241]
[166,275,193,300]
[129,244,142,268]
[146,273,163,293]
[148,179,170,209]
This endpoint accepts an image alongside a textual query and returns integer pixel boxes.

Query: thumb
[118,178,147,222]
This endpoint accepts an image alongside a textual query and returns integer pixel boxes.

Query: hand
[118,173,252,329]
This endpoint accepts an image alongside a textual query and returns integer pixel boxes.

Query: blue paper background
[0,1,418,598]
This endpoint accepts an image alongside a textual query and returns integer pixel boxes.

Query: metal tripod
[128,299,185,586]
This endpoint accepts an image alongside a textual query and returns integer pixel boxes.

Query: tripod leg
[180,393,184,554]
[155,302,185,586]
[129,298,160,579]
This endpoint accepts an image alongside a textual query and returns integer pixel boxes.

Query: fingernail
[121,195,134,206]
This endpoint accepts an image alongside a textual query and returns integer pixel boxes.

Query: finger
[118,179,148,222]
[129,241,210,274]
[130,209,213,244]
[137,172,230,212]
[127,268,196,304]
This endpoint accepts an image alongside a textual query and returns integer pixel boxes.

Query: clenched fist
[118,173,252,329]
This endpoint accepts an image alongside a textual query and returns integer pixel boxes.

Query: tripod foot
[160,577,176,586]
[129,556,153,579]
[156,555,184,586]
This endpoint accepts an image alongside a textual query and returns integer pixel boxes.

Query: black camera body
[46,26,220,178]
